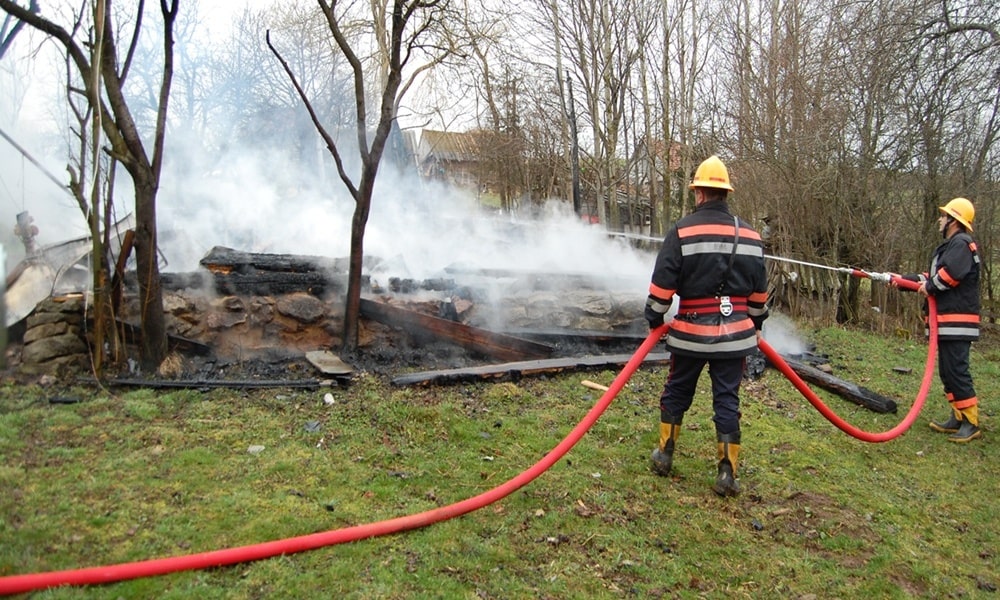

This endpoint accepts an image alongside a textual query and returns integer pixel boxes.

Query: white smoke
[0,2,660,304]
[761,311,808,355]
[154,139,656,293]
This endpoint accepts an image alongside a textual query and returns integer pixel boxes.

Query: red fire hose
[0,327,669,595]
[759,275,938,442]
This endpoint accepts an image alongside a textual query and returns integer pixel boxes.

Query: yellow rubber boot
[929,407,962,433]
[949,405,982,443]
[713,433,741,497]
[650,422,681,477]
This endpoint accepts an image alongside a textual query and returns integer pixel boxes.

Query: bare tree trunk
[0,0,173,371]
[270,0,451,352]
[133,179,167,364]
[341,164,375,351]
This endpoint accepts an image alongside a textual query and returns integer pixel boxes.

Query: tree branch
[266,28,360,200]
[318,0,370,164]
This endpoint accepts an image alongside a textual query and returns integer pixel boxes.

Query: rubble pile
[5,243,651,382]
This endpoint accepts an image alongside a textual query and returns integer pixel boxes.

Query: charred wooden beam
[392,352,671,387]
[106,378,331,390]
[360,298,554,362]
[212,271,332,297]
[197,246,343,297]
[200,245,340,273]
[778,355,898,414]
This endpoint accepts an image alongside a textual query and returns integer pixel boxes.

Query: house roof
[419,130,479,163]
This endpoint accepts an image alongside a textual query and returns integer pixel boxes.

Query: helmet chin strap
[942,216,954,239]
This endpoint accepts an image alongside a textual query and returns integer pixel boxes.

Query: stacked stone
[21,296,90,375]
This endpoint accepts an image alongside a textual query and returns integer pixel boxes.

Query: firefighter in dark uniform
[893,198,982,443]
[645,155,769,496]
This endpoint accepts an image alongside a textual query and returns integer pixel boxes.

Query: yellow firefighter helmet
[689,155,734,192]
[939,197,974,232]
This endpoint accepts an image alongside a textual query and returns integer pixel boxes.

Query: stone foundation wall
[20,296,89,375]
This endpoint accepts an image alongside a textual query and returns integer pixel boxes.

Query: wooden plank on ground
[361,298,554,362]
[391,352,671,386]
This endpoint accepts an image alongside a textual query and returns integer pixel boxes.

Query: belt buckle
[719,296,733,317]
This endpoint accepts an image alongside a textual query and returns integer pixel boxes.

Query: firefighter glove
[645,296,668,329]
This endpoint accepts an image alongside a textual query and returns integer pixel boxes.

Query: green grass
[1,324,998,598]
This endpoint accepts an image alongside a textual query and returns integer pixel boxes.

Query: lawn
[1,323,998,598]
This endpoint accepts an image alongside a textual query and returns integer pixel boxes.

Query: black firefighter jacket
[902,232,981,342]
[648,200,769,358]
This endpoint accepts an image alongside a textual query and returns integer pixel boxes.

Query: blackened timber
[360,298,554,362]
[778,355,898,414]
[391,352,671,386]
[213,271,330,296]
[198,246,341,297]
[200,246,340,273]
[106,378,330,390]
[499,328,647,353]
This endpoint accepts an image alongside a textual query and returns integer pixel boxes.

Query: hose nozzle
[865,271,892,282]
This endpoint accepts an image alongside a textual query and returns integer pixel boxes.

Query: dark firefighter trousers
[659,354,744,436]
[938,339,976,405]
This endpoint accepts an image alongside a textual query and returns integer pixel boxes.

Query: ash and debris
[5,274,650,389]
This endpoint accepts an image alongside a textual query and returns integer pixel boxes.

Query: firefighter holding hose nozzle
[891,198,983,443]
[645,155,769,496]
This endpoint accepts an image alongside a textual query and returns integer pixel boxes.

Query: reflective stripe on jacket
[905,232,981,341]
[648,200,769,358]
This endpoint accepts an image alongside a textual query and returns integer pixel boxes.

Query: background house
[416,130,482,191]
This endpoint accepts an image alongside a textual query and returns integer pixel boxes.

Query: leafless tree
[0,0,33,59]
[61,2,122,373]
[445,0,999,327]
[0,0,177,370]
[267,0,454,352]
[907,0,1000,302]
[449,1,520,211]
[533,0,648,229]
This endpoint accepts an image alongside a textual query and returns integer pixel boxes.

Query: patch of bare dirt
[754,490,881,567]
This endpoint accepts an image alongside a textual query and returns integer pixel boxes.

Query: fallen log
[777,355,898,414]
[391,352,671,387]
[361,297,554,362]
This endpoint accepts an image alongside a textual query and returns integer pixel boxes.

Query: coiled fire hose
[0,273,934,595]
